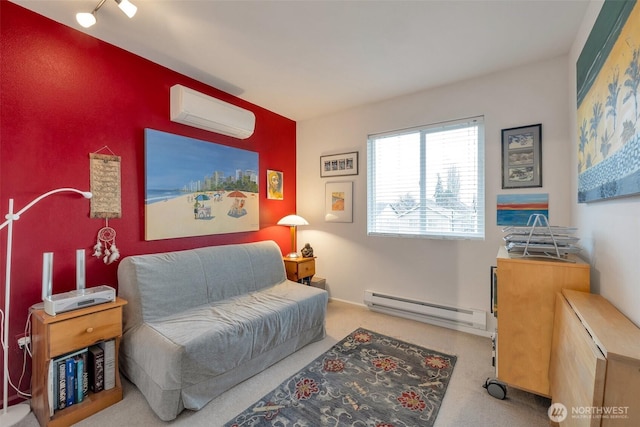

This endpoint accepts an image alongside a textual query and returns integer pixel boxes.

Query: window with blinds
[367,116,485,239]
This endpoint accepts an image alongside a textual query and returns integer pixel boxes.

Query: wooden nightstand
[283,257,315,284]
[30,297,127,427]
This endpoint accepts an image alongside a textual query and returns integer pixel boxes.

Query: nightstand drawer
[298,260,315,278]
[49,307,122,357]
[283,257,316,282]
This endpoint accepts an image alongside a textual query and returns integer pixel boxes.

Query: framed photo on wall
[320,152,358,177]
[501,124,542,189]
[325,181,353,222]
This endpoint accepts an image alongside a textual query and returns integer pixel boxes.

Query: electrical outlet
[15,334,26,347]
[17,336,30,349]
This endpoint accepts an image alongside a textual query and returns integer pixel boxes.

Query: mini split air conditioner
[170,84,256,139]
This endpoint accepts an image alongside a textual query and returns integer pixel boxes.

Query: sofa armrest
[120,323,185,420]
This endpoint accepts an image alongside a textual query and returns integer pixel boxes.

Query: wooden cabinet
[495,247,590,397]
[283,257,315,283]
[31,298,127,427]
[550,289,640,426]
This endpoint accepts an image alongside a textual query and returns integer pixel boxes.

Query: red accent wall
[0,1,296,405]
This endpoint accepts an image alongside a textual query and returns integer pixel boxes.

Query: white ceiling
[12,0,590,121]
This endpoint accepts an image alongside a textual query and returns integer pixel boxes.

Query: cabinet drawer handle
[86,327,94,333]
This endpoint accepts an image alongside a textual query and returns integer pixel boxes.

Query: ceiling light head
[75,0,136,28]
[116,0,137,18]
[76,12,97,28]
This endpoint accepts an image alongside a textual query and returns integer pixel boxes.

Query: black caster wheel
[483,378,507,400]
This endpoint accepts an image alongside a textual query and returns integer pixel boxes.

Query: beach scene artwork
[497,193,549,226]
[144,129,259,240]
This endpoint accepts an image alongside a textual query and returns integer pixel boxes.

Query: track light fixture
[76,0,137,28]
[115,0,138,18]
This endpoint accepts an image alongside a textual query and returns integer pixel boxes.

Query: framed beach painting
[577,0,640,202]
[144,129,259,240]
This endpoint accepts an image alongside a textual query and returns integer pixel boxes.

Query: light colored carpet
[16,299,550,426]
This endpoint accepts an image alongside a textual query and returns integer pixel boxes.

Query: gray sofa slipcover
[117,240,328,421]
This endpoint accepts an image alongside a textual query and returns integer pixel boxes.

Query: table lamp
[277,214,309,258]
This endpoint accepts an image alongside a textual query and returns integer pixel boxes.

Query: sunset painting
[497,193,549,226]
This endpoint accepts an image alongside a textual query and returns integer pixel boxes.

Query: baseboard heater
[363,290,486,331]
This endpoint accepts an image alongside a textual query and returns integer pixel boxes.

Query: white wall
[570,1,640,326]
[297,55,574,333]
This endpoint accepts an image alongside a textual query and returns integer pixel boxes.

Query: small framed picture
[325,181,353,222]
[501,124,542,189]
[320,152,359,177]
[267,169,283,200]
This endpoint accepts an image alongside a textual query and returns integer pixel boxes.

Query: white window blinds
[367,116,485,239]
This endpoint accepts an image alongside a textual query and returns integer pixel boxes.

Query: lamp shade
[76,12,97,28]
[277,214,309,227]
[277,215,308,258]
[116,0,137,18]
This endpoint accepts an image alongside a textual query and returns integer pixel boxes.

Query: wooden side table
[283,257,315,284]
[31,297,127,427]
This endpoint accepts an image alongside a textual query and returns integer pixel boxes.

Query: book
[88,344,104,393]
[75,355,84,403]
[99,340,115,390]
[65,357,75,407]
[57,358,67,410]
[51,348,87,411]
[47,359,55,416]
[81,351,89,397]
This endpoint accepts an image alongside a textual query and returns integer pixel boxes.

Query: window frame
[366,116,485,240]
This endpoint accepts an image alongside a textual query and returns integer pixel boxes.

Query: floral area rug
[224,328,457,427]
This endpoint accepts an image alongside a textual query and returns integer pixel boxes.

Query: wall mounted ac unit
[170,84,256,139]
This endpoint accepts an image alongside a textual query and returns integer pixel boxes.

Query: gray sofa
[117,240,328,421]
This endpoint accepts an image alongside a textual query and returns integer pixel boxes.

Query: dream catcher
[90,147,122,265]
[92,219,120,265]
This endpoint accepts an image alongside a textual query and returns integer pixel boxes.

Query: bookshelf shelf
[30,297,127,427]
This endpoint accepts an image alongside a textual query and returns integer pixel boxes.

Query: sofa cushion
[118,240,288,325]
[125,250,209,323]
[146,281,326,385]
[193,241,286,301]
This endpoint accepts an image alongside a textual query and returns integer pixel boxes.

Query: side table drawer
[49,307,122,357]
[298,260,315,278]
